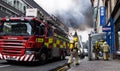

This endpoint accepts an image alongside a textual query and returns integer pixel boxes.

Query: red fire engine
[0,9,69,63]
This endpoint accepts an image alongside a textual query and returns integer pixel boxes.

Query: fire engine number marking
[36,38,44,42]
[49,38,53,43]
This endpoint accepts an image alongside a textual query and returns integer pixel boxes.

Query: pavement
[51,56,120,71]
[68,57,120,71]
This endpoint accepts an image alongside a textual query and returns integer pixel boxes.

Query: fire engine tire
[60,52,65,60]
[39,52,47,64]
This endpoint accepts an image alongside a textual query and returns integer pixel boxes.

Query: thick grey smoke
[34,0,93,31]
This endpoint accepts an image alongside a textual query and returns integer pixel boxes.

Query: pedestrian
[102,41,109,60]
[67,42,80,67]
[93,41,100,60]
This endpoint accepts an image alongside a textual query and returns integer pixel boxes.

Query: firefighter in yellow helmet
[102,41,109,60]
[93,40,100,60]
[67,41,80,67]
[99,39,104,55]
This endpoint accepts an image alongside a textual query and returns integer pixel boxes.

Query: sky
[34,0,93,42]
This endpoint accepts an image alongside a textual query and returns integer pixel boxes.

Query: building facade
[91,0,120,58]
[0,0,52,17]
[0,0,25,17]
[0,0,68,35]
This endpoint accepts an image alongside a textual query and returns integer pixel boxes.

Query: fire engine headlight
[25,51,34,55]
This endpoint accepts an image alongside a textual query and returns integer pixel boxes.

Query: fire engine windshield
[0,21,32,36]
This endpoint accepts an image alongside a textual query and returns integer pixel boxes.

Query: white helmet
[103,42,107,45]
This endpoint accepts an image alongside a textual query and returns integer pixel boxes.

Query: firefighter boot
[75,56,79,65]
[76,63,79,65]
[67,63,71,68]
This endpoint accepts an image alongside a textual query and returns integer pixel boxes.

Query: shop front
[115,18,120,57]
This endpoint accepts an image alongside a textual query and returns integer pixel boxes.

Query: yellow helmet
[73,37,78,42]
[103,42,107,45]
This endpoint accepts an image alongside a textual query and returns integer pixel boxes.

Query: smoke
[34,0,93,31]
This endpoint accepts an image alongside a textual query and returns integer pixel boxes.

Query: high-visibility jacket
[93,42,100,52]
[69,43,74,49]
[103,43,109,52]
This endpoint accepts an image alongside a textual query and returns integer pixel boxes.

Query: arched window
[23,6,26,13]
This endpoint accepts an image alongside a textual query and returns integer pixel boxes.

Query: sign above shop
[102,26,111,32]
[100,6,106,26]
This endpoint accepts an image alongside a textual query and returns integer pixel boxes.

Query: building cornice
[0,0,24,16]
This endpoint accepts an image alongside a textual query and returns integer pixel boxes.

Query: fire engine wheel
[60,55,64,60]
[39,52,47,64]
[60,52,65,60]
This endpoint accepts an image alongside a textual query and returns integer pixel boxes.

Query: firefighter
[99,39,104,55]
[102,42,109,60]
[93,41,100,60]
[67,42,80,67]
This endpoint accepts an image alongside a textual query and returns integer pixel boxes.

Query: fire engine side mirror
[0,21,3,32]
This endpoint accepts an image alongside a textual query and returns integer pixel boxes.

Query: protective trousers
[103,45,109,60]
[68,50,79,64]
[103,52,109,60]
[93,45,99,60]
[94,52,99,60]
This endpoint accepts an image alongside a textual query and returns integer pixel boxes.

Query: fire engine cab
[0,8,69,63]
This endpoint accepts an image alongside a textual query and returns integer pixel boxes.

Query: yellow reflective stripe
[54,33,57,37]
[53,43,56,48]
[63,42,66,46]
[56,40,60,44]
[48,38,53,43]
[73,37,78,42]
[68,44,70,47]
[69,43,73,49]
[58,35,62,39]
[36,38,44,42]
[44,43,49,47]
[60,45,63,48]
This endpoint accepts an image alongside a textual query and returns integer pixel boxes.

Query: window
[0,22,3,32]
[47,27,52,37]
[14,0,16,8]
[0,21,32,36]
[34,22,45,35]
[23,6,26,13]
[39,23,45,35]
